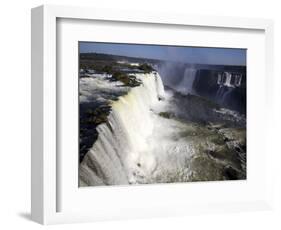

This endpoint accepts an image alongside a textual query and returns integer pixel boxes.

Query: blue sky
[79,42,246,66]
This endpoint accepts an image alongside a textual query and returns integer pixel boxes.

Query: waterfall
[79,72,165,186]
[177,68,197,95]
[224,72,232,87]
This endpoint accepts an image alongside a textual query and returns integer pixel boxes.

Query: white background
[0,0,280,229]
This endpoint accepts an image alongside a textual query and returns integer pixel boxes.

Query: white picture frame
[31,4,274,225]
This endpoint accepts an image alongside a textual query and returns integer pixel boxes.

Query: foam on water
[80,73,130,103]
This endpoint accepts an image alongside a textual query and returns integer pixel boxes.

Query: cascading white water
[216,72,238,105]
[177,68,197,95]
[223,72,232,88]
[79,72,165,186]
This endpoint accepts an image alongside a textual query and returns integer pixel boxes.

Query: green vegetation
[80,53,156,87]
[138,63,154,73]
[209,134,225,145]
[159,112,173,119]
[102,65,113,73]
[111,72,141,87]
[79,58,116,73]
[84,105,111,125]
[80,75,91,78]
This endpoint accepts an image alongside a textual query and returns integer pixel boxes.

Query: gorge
[79,57,246,186]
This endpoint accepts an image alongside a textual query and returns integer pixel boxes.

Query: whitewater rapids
[79,72,194,186]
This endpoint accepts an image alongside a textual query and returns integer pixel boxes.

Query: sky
[79,42,246,66]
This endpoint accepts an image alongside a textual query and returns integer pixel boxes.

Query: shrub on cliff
[159,112,174,119]
[102,65,113,74]
[112,71,141,87]
[138,63,154,73]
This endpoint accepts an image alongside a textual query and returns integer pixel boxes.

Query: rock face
[156,62,246,114]
[193,69,246,114]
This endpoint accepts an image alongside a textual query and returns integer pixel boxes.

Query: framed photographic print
[31,5,274,224]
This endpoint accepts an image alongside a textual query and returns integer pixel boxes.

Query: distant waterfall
[177,68,197,95]
[79,72,165,186]
[215,72,242,106]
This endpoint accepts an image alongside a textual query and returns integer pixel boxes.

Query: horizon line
[80,52,247,67]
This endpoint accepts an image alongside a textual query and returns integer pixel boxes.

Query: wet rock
[111,72,141,87]
[234,146,242,153]
[223,136,230,142]
[240,144,246,152]
[223,166,239,180]
[209,135,225,145]
[207,149,227,161]
[159,112,174,119]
